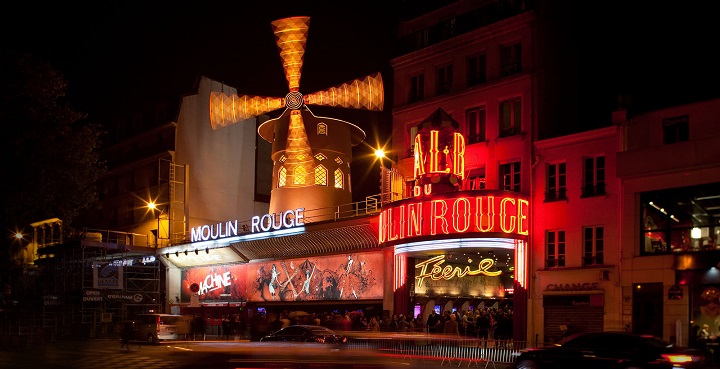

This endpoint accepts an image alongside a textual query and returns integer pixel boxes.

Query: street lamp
[374,148,401,204]
[147,201,165,247]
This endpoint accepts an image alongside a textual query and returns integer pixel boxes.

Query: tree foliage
[0,49,106,251]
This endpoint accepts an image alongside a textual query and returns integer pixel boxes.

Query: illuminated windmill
[209,16,384,220]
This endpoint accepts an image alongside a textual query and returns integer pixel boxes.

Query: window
[466,107,486,144]
[466,168,486,190]
[334,169,344,189]
[293,166,307,185]
[409,125,419,156]
[583,226,604,266]
[546,163,566,201]
[662,114,689,144]
[334,157,343,165]
[500,42,522,77]
[409,73,425,102]
[314,153,326,161]
[278,167,287,187]
[499,98,521,137]
[436,63,453,95]
[317,122,327,136]
[467,54,486,87]
[546,230,566,267]
[123,201,134,226]
[314,166,327,186]
[582,155,606,197]
[500,161,521,192]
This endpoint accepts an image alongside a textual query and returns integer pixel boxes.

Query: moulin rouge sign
[379,191,529,245]
[378,109,529,245]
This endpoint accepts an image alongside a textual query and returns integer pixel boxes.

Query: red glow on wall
[515,239,526,288]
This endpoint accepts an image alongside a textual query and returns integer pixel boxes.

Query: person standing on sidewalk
[120,322,133,351]
[443,314,460,336]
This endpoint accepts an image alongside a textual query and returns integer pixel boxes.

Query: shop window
[546,162,566,201]
[546,230,566,268]
[582,226,604,266]
[582,155,605,197]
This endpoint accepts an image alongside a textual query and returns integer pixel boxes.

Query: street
[1,338,499,369]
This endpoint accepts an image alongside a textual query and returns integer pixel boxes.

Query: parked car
[514,331,706,369]
[259,325,348,344]
[121,313,191,343]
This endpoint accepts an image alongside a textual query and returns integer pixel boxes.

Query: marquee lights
[415,254,501,288]
[379,192,529,245]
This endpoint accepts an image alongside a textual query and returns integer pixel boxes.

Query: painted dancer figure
[269,264,280,300]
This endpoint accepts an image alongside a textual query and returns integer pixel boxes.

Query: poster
[181,264,247,302]
[248,252,383,302]
[92,261,123,289]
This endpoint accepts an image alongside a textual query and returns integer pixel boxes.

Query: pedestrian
[222,317,231,340]
[443,313,460,336]
[120,322,133,351]
[427,310,438,333]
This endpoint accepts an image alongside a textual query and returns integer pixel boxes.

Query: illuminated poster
[248,252,383,302]
[92,261,123,289]
[181,264,247,302]
[412,255,513,298]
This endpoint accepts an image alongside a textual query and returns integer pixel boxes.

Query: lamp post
[375,148,401,204]
[147,201,165,247]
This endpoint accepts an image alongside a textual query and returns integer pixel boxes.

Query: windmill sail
[207,16,384,220]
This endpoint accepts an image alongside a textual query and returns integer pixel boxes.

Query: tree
[0,49,106,256]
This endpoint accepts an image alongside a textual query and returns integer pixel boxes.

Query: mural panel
[248,252,383,302]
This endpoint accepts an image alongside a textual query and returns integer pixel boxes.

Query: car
[259,325,348,344]
[121,313,192,343]
[513,331,706,369]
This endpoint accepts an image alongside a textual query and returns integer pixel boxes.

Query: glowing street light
[147,201,165,247]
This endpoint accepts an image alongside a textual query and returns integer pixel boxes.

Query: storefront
[161,213,387,332]
[378,190,529,339]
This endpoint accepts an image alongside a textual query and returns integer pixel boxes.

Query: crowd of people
[234,305,513,341]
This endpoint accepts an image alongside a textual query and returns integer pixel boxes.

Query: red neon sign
[378,191,529,245]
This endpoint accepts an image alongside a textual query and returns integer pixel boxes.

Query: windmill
[208,16,384,221]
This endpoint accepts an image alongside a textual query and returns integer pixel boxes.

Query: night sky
[3,1,720,199]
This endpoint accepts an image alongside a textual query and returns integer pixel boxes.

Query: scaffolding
[159,158,187,245]
[21,230,163,341]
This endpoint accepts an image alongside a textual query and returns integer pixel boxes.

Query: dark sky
[5,1,719,125]
[3,1,719,198]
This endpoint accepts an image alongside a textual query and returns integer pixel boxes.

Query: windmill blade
[271,16,310,92]
[304,72,384,111]
[209,92,284,130]
[283,110,315,187]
